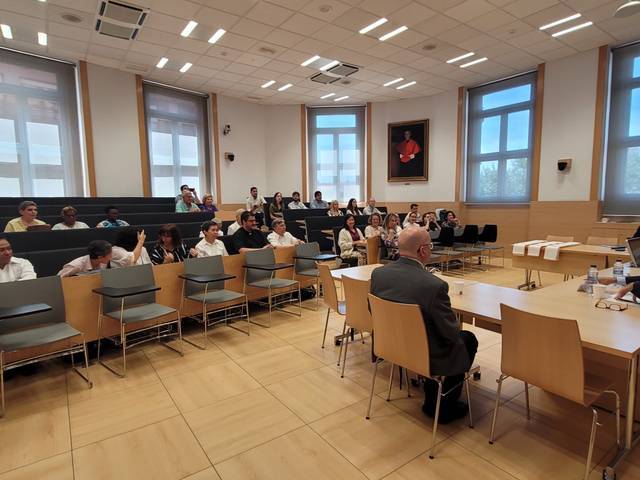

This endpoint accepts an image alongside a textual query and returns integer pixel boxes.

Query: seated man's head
[105,206,119,222]
[272,219,286,235]
[398,227,432,264]
[18,201,38,221]
[182,190,194,204]
[180,184,191,195]
[240,211,256,231]
[88,240,112,265]
[368,197,376,207]
[447,210,457,222]
[292,191,300,202]
[410,203,418,214]
[426,211,436,222]
[250,186,258,198]
[314,190,322,201]
[201,220,220,242]
[61,206,78,226]
[0,235,13,267]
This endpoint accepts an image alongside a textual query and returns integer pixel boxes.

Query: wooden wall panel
[528,201,599,243]
[461,204,530,255]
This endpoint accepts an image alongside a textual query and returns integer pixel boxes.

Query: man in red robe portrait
[391,129,424,179]
[396,130,421,163]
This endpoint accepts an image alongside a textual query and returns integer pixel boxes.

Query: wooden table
[330,263,382,282]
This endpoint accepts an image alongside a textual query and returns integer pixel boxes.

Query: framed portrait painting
[388,119,429,182]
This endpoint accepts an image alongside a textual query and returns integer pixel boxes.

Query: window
[307,106,365,202]
[603,43,640,215]
[465,72,537,203]
[143,83,210,197]
[0,49,83,196]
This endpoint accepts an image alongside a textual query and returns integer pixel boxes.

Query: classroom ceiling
[0,0,638,105]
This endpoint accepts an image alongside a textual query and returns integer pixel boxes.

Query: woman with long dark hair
[268,191,284,220]
[346,198,361,216]
[149,224,196,264]
[338,214,366,264]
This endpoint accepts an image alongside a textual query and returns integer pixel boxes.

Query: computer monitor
[626,237,640,267]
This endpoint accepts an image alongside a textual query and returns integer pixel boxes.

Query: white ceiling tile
[536,45,579,61]
[563,0,610,11]
[47,22,91,42]
[365,42,404,59]
[300,0,352,22]
[129,41,169,57]
[0,0,45,17]
[197,55,231,70]
[341,34,379,52]
[193,7,241,30]
[521,4,576,30]
[275,49,311,64]
[438,24,481,45]
[49,36,88,54]
[467,9,518,32]
[387,2,437,27]
[165,48,199,63]
[230,18,274,40]
[368,59,402,73]
[149,0,201,19]
[249,68,281,80]
[280,13,326,35]
[123,51,157,67]
[204,45,245,62]
[387,29,429,48]
[581,1,622,23]
[245,1,295,26]
[225,62,257,75]
[214,70,246,82]
[189,64,219,77]
[414,0,465,12]
[197,0,259,16]
[85,54,121,69]
[294,37,332,54]
[493,50,541,70]
[360,0,412,16]
[457,33,501,51]
[217,32,257,51]
[332,7,379,31]
[313,24,355,44]
[444,0,496,23]
[145,11,185,34]
[503,0,559,19]
[89,31,132,50]
[412,14,460,37]
[262,28,305,47]
[488,20,535,41]
[263,59,298,73]
[137,27,181,47]
[505,30,550,49]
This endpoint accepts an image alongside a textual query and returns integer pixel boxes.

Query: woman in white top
[267,219,303,247]
[345,198,361,216]
[227,209,245,236]
[327,200,343,217]
[52,206,89,230]
[364,212,384,238]
[338,214,366,263]
[195,221,228,257]
[110,228,150,267]
[404,211,419,229]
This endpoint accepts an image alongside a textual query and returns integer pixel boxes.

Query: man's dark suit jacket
[370,256,470,376]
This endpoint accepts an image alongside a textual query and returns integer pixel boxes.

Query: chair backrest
[436,227,455,247]
[368,294,430,377]
[332,227,343,256]
[458,224,479,244]
[342,275,372,334]
[100,263,157,312]
[318,263,339,311]
[586,236,618,246]
[183,256,226,297]
[294,242,320,273]
[546,235,574,242]
[500,304,585,404]
[366,236,380,265]
[0,276,66,334]
[478,224,497,243]
[244,247,276,284]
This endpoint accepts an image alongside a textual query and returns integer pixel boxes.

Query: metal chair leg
[524,381,530,420]
[429,380,443,459]
[121,321,127,377]
[340,331,350,378]
[405,368,411,398]
[0,352,5,418]
[366,359,380,419]
[465,378,473,428]
[489,374,507,444]
[321,308,330,348]
[387,362,395,401]
[605,390,621,448]
[585,408,599,480]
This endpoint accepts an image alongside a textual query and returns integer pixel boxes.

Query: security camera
[225,152,235,162]
[557,158,572,172]
[223,124,231,135]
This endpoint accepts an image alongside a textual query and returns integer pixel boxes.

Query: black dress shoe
[422,401,468,424]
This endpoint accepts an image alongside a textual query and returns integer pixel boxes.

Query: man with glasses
[232,211,272,254]
[370,227,478,424]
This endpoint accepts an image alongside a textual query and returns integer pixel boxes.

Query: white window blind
[0,48,83,196]
[307,106,365,202]
[603,42,640,215]
[465,72,536,203]
[143,83,210,198]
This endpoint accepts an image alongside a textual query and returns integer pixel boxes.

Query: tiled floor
[0,262,633,479]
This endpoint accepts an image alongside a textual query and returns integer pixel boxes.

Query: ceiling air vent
[327,63,358,77]
[310,72,341,84]
[96,0,148,40]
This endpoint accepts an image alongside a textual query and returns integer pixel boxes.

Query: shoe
[422,401,468,424]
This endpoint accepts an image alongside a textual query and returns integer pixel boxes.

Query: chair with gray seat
[94,263,183,376]
[0,276,92,416]
[243,248,301,328]
[180,256,249,348]
[294,242,337,311]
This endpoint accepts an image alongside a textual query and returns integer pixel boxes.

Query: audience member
[149,224,195,264]
[338,214,366,263]
[52,206,89,230]
[195,221,228,257]
[268,192,284,220]
[381,213,402,261]
[96,206,129,228]
[310,190,329,209]
[442,210,461,228]
[362,197,381,215]
[4,201,47,232]
[370,227,478,423]
[58,240,113,277]
[0,235,36,282]
[245,186,266,220]
[232,211,271,253]
[111,228,150,266]
[404,211,419,229]
[267,219,303,247]
[327,200,343,217]
[364,213,384,238]
[227,209,244,236]
[200,194,218,214]
[176,184,201,204]
[288,191,307,209]
[346,198,361,216]
[402,203,420,227]
[422,212,441,232]
[176,190,201,213]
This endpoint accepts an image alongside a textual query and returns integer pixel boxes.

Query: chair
[432,227,465,275]
[366,294,474,459]
[454,225,485,270]
[318,263,346,349]
[339,275,373,377]
[366,236,381,265]
[477,224,504,267]
[586,236,618,246]
[180,256,250,349]
[243,248,301,328]
[294,242,337,311]
[489,304,620,480]
[0,276,92,416]
[94,264,183,377]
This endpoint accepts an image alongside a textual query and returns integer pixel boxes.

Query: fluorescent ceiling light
[301,55,320,67]
[551,21,593,37]
[319,60,339,71]
[37,32,47,46]
[359,18,387,34]
[0,24,12,39]
[383,78,403,87]
[278,83,292,91]
[320,93,335,99]
[334,95,349,101]
[379,25,407,41]
[446,52,475,64]
[539,13,582,30]
[261,80,275,88]
[156,57,168,68]
[179,62,192,73]
[460,57,488,68]
[180,20,198,37]
[396,81,416,90]
[208,28,226,44]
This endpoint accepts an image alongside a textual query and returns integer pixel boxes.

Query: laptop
[626,236,640,267]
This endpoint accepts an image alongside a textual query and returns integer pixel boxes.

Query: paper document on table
[512,240,545,256]
[543,242,581,261]
[528,242,560,257]
[616,292,640,306]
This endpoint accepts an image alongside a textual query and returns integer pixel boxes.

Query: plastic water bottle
[586,265,598,295]
[613,259,624,286]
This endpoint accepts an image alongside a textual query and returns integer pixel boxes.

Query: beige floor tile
[267,366,369,422]
[310,397,447,480]
[268,316,330,344]
[0,452,73,480]
[234,345,324,385]
[471,356,525,400]
[69,381,179,447]
[338,353,394,394]
[143,339,229,378]
[162,361,261,412]
[385,439,516,480]
[184,388,304,464]
[73,416,210,480]
[215,426,367,480]
[463,323,502,351]
[289,328,354,365]
[1,368,67,418]
[208,325,287,360]
[183,467,222,480]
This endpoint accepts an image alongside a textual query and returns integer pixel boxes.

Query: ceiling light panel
[180,20,197,37]
[261,80,275,88]
[301,55,320,66]
[321,93,335,99]
[551,21,593,37]
[539,13,582,31]
[396,81,416,90]
[359,18,387,35]
[383,78,403,87]
[278,83,292,91]
[179,62,192,73]
[37,32,47,46]
[0,24,12,39]
[334,95,349,101]
[460,57,487,68]
[156,57,168,68]
[446,52,474,64]
[379,26,407,41]
[208,28,226,44]
[319,60,339,71]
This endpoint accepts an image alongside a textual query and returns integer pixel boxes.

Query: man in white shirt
[246,186,266,216]
[267,219,303,247]
[362,197,382,215]
[0,235,36,282]
[403,203,420,227]
[227,209,245,236]
[52,206,90,230]
[288,191,307,210]
[58,240,113,277]
[195,221,229,257]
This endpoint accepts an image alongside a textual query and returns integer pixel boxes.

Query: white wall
[538,49,598,201]
[264,105,302,196]
[86,63,142,196]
